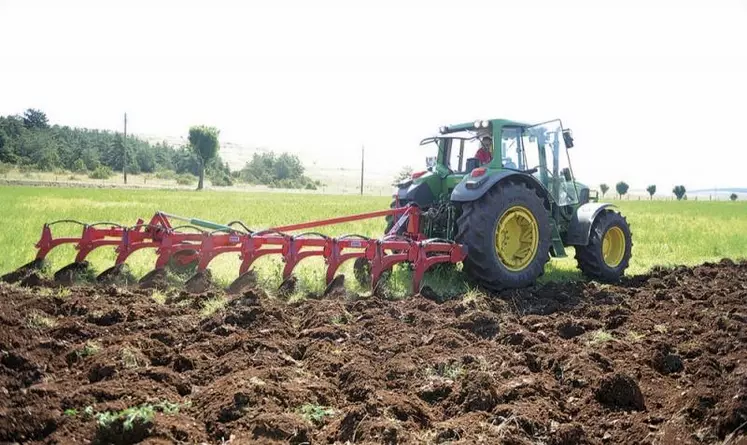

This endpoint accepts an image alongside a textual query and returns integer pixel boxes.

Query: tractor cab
[410,118,584,208]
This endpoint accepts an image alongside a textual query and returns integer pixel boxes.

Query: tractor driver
[475,135,493,165]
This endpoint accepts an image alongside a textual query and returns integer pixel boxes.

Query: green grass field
[1,186,745,297]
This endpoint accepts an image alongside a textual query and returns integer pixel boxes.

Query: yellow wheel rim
[495,205,539,271]
[602,226,626,267]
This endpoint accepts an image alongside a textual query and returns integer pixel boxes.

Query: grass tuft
[79,340,102,358]
[151,290,167,305]
[587,329,614,345]
[626,331,645,342]
[120,347,142,368]
[426,362,464,381]
[26,312,57,329]
[200,296,228,317]
[299,403,336,425]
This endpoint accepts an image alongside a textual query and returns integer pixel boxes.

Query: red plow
[2,205,467,295]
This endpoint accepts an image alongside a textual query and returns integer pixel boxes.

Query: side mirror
[561,167,572,181]
[563,129,574,148]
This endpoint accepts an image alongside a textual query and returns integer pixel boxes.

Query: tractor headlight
[439,126,448,134]
[474,121,481,129]
[481,120,489,128]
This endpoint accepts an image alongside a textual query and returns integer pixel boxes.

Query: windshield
[526,119,578,206]
[420,134,482,173]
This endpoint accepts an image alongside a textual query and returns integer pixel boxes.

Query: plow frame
[8,204,467,293]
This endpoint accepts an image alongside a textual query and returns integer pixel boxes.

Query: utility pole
[123,113,128,184]
[360,145,364,196]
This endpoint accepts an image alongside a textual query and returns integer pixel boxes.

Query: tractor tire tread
[574,209,633,282]
[455,180,551,291]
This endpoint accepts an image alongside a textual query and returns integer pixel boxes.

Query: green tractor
[388,118,632,291]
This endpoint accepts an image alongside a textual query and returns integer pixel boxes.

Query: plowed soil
[1,259,745,444]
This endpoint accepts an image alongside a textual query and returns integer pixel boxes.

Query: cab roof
[439,118,531,135]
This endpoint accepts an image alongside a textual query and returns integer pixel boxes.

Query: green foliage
[188,125,220,191]
[615,181,629,198]
[209,170,234,187]
[646,184,656,199]
[730,193,738,201]
[240,151,318,189]
[587,329,614,345]
[175,173,196,185]
[393,166,414,186]
[89,165,113,180]
[96,405,155,431]
[0,162,11,175]
[154,169,175,180]
[0,111,197,177]
[22,108,49,129]
[200,296,227,317]
[72,159,87,173]
[599,183,609,198]
[673,185,687,200]
[92,400,185,434]
[299,404,336,425]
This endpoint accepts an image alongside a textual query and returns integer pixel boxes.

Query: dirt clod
[227,270,257,295]
[651,344,685,374]
[595,373,646,411]
[184,269,213,294]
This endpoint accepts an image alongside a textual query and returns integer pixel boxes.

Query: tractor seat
[465,158,480,173]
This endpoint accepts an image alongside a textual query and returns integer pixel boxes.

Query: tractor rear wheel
[455,181,551,291]
[574,209,632,282]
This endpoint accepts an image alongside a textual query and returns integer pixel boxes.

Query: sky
[1,0,746,192]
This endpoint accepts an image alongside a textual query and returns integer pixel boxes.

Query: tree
[599,183,609,198]
[393,166,414,186]
[72,159,87,173]
[0,130,14,163]
[646,184,656,200]
[730,193,737,201]
[188,125,220,190]
[615,181,629,199]
[22,108,49,129]
[136,148,156,173]
[672,185,686,200]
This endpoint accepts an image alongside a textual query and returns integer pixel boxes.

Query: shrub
[210,172,234,187]
[175,174,195,185]
[730,193,737,201]
[88,165,113,180]
[0,162,11,175]
[72,159,87,173]
[154,169,175,180]
[19,164,36,174]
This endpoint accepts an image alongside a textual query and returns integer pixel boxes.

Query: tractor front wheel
[455,181,551,291]
[574,209,632,282]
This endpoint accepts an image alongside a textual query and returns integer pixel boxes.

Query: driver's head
[480,136,492,150]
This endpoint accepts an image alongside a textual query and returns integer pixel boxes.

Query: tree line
[598,182,738,201]
[0,109,319,190]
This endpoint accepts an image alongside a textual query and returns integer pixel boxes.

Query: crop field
[1,185,746,444]
[1,185,746,296]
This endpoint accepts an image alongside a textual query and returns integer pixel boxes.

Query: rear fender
[396,181,435,207]
[450,170,551,208]
[564,203,617,246]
